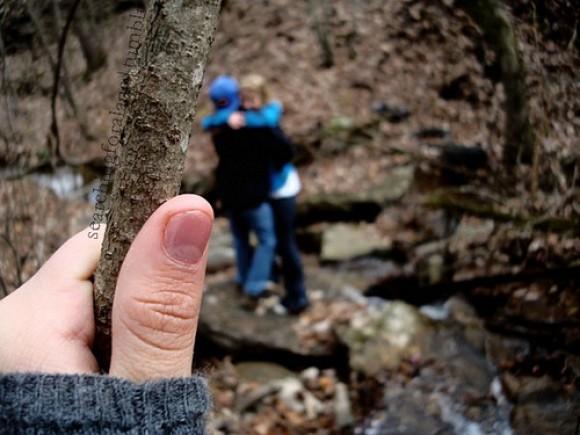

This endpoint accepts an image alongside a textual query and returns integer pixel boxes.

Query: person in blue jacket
[202,75,291,302]
[204,74,309,314]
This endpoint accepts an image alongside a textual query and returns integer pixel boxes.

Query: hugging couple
[201,74,309,315]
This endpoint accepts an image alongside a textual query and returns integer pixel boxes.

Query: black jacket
[211,125,293,210]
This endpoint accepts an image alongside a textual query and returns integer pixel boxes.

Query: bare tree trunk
[0,31,17,152]
[23,0,77,116]
[459,0,536,166]
[308,0,334,68]
[93,0,221,370]
[73,3,107,78]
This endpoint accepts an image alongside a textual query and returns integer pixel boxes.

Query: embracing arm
[243,101,283,127]
[203,101,283,130]
[201,109,232,131]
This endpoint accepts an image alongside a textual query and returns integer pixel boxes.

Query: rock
[371,101,411,123]
[414,127,452,142]
[320,223,392,262]
[297,192,383,226]
[296,166,414,226]
[235,362,296,384]
[300,367,320,389]
[367,165,415,205]
[501,373,563,403]
[440,297,486,353]
[420,253,445,285]
[207,218,236,272]
[334,382,354,429]
[440,144,489,171]
[320,116,380,154]
[325,116,354,135]
[275,378,324,418]
[337,301,429,375]
[199,281,336,363]
[360,385,454,435]
[235,383,280,413]
[362,321,511,435]
[206,248,235,273]
[484,332,531,369]
[511,397,580,435]
[449,216,495,254]
[446,295,481,327]
[303,391,325,419]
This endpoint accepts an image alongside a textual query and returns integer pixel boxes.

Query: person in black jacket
[202,76,292,299]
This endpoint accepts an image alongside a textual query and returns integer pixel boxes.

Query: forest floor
[1,0,579,434]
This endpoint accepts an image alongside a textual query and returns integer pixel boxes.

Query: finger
[36,225,105,284]
[109,194,213,382]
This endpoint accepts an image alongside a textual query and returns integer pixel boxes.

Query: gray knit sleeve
[0,373,211,434]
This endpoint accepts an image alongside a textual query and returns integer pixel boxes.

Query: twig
[0,273,8,299]
[0,32,16,145]
[567,20,577,51]
[0,233,23,288]
[49,0,82,166]
[23,0,76,114]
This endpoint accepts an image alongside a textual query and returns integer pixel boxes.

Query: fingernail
[164,211,212,264]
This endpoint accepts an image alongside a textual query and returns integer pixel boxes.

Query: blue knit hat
[209,75,240,111]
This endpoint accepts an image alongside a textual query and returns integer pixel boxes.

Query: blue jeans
[229,202,277,296]
[271,196,308,307]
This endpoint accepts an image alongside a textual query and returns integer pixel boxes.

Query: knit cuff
[0,373,211,434]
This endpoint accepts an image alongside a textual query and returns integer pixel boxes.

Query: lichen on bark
[93,0,221,370]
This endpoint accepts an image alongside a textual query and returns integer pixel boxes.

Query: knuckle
[128,288,199,338]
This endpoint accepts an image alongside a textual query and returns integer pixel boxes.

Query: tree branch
[49,0,81,166]
[92,0,222,370]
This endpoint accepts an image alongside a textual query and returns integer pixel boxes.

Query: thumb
[109,194,213,381]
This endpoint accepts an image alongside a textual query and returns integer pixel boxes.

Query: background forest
[1,0,579,433]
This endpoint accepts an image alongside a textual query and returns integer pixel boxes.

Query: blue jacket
[202,101,283,130]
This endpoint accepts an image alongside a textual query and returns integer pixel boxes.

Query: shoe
[281,297,310,315]
[240,290,270,311]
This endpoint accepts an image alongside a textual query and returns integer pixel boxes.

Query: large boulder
[320,223,392,262]
[336,301,429,375]
[296,165,414,226]
[367,165,415,205]
[199,281,337,363]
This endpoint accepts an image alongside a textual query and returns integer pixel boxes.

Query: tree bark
[93,0,221,370]
[459,0,535,166]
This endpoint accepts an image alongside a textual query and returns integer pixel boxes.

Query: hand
[0,195,213,382]
[227,111,246,129]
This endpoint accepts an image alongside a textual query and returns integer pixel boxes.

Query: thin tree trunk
[459,0,535,166]
[308,0,334,68]
[93,0,221,370]
[0,32,17,150]
[23,0,77,115]
[73,3,107,78]
[49,0,90,165]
